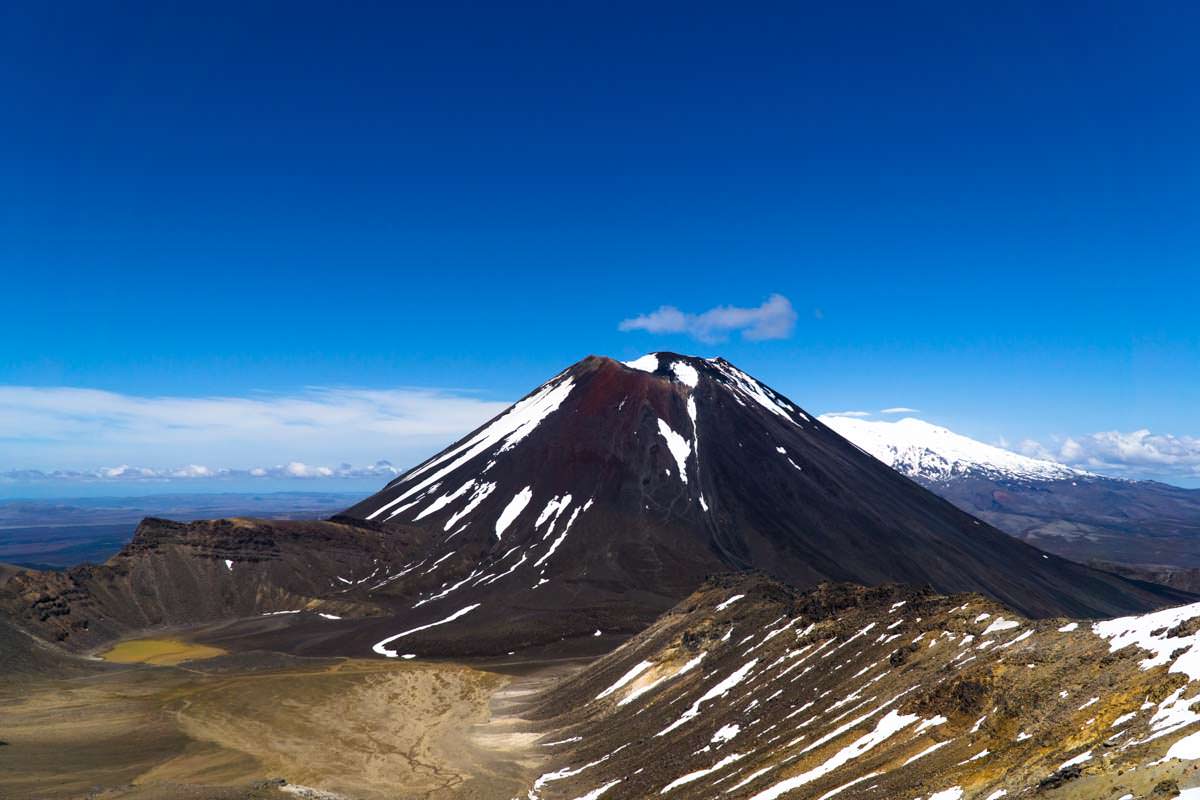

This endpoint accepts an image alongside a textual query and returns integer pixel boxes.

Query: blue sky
[2,2,1198,493]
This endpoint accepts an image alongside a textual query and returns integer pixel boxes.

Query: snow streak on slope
[819,415,1081,482]
[371,603,481,657]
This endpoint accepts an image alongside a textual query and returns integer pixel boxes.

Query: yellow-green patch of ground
[100,637,227,665]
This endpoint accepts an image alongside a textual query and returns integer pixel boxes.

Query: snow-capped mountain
[818,415,1082,483]
[820,414,1200,582]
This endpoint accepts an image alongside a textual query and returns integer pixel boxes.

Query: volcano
[323,353,1187,656]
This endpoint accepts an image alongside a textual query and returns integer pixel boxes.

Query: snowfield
[819,415,1081,483]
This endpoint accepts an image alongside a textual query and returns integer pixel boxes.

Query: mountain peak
[819,414,1083,483]
[620,352,710,384]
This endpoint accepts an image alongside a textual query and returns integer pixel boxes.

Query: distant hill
[0,492,360,569]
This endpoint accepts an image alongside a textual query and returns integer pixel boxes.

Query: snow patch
[658,659,758,736]
[620,652,706,706]
[534,499,592,569]
[536,494,573,528]
[1165,729,1200,761]
[372,604,481,657]
[660,752,744,794]
[902,740,951,765]
[1092,601,1200,681]
[981,618,1020,636]
[571,780,622,800]
[710,723,741,744]
[671,361,699,388]
[624,353,660,373]
[928,790,964,800]
[597,660,655,700]
[716,594,745,612]
[709,360,802,426]
[657,418,692,484]
[443,481,496,531]
[495,486,534,538]
[415,479,475,521]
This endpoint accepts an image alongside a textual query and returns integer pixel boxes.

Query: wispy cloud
[880,407,920,414]
[823,410,872,418]
[1018,429,1200,480]
[0,385,509,482]
[618,293,798,343]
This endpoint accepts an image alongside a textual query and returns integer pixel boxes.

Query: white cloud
[618,294,798,343]
[880,407,920,414]
[823,410,872,418]
[1016,438,1052,459]
[0,385,510,482]
[1017,429,1200,480]
[2,461,404,484]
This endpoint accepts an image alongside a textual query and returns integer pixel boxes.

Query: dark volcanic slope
[330,354,1187,657]
[518,575,1200,800]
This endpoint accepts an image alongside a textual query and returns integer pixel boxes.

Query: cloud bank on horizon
[619,293,798,343]
[1017,430,1200,481]
[0,385,508,486]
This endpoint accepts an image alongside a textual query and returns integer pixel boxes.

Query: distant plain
[0,492,360,569]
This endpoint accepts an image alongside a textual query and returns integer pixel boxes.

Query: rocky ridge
[520,575,1200,799]
[0,516,419,655]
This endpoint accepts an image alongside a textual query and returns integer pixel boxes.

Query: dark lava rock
[1038,765,1083,791]
[1153,778,1181,796]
